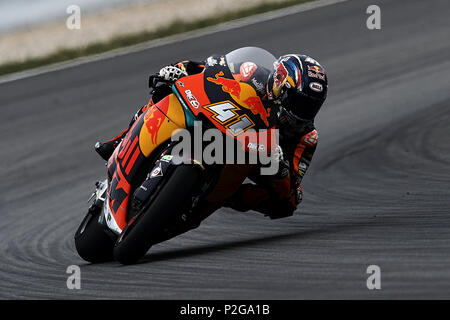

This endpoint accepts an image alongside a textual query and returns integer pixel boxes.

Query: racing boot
[94,141,117,161]
[94,128,129,161]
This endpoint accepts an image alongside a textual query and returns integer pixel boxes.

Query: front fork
[85,179,117,240]
[91,143,220,241]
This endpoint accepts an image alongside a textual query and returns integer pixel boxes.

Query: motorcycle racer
[94,51,327,219]
[224,54,327,219]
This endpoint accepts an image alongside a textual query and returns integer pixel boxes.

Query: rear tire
[74,205,116,263]
[113,165,202,264]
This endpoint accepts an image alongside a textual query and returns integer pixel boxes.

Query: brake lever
[149,75,174,89]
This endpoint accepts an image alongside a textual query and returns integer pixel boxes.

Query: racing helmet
[267,54,328,121]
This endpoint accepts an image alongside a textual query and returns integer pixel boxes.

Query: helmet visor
[286,91,324,120]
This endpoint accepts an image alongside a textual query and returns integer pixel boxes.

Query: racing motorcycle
[74,47,278,264]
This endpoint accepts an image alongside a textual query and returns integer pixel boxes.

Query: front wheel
[74,204,116,263]
[113,164,203,264]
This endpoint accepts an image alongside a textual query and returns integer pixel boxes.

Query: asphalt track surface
[1,0,449,299]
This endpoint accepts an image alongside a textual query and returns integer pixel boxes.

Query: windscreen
[225,47,276,73]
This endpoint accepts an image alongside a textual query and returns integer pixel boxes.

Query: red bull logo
[207,71,241,97]
[242,96,270,126]
[308,65,324,74]
[144,104,167,145]
[207,71,270,126]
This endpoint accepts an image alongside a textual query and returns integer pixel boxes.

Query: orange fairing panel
[175,70,271,138]
[106,93,186,231]
[206,71,270,127]
[175,72,211,117]
[139,94,186,157]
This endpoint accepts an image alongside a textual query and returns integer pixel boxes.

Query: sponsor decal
[207,71,270,126]
[308,65,324,74]
[303,130,318,147]
[207,72,241,96]
[307,71,326,81]
[239,62,258,81]
[251,78,265,94]
[219,57,226,66]
[177,80,185,87]
[150,163,163,178]
[161,154,173,162]
[144,105,167,145]
[184,89,200,108]
[309,82,323,92]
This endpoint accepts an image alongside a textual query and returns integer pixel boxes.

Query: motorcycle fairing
[173,58,277,154]
[105,94,187,233]
[174,56,274,137]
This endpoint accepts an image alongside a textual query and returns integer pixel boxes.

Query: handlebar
[148,74,174,89]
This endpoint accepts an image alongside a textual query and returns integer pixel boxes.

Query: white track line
[0,0,348,85]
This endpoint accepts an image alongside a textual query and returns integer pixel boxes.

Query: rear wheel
[74,204,116,263]
[113,164,202,264]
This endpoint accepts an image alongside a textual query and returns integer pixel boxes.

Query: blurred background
[1,0,449,299]
[0,0,292,66]
[0,0,152,32]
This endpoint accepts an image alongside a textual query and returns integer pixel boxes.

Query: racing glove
[158,65,188,82]
[272,144,290,180]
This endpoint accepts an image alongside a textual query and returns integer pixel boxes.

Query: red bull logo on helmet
[308,65,324,74]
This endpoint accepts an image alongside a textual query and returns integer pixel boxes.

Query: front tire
[113,165,202,264]
[74,204,116,263]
